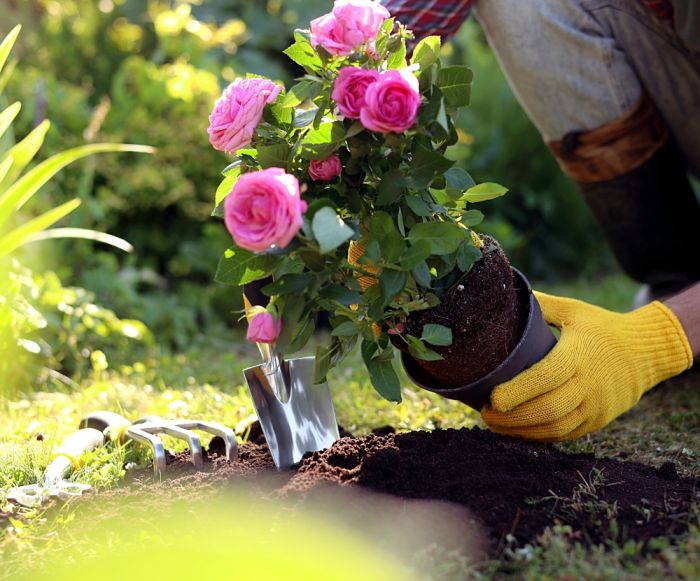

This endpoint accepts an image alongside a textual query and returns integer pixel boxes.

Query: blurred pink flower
[310,0,390,57]
[332,67,381,119]
[224,168,307,253]
[360,69,421,133]
[309,155,343,181]
[246,309,281,343]
[208,77,282,154]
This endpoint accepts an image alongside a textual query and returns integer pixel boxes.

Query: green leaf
[311,207,354,254]
[279,80,321,109]
[314,341,341,384]
[257,143,290,169]
[412,262,432,288]
[0,120,50,193]
[0,25,20,78]
[277,297,308,352]
[0,156,12,185]
[421,323,453,346]
[456,242,482,272]
[300,122,345,160]
[0,102,20,141]
[0,198,81,258]
[407,336,443,361]
[399,240,432,269]
[321,284,361,306]
[293,108,318,128]
[462,182,509,203]
[410,36,441,71]
[444,167,476,200]
[21,227,133,253]
[331,321,357,337]
[366,357,402,402]
[214,168,240,208]
[386,40,407,69]
[0,142,154,231]
[436,66,473,107]
[407,222,467,255]
[361,339,401,402]
[267,102,293,126]
[379,269,407,305]
[262,273,314,296]
[215,248,278,286]
[283,37,324,73]
[460,210,484,227]
[376,169,408,206]
[404,195,432,217]
[409,146,454,189]
[380,231,405,264]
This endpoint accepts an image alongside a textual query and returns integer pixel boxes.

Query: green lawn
[2,274,700,580]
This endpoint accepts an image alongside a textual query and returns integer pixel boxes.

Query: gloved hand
[481,292,693,441]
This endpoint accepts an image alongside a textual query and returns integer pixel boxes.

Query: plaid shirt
[381,0,674,40]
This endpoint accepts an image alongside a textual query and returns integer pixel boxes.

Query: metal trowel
[243,293,339,470]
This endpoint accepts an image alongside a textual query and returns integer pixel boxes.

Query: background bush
[1,0,613,353]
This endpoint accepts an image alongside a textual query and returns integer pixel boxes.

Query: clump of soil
[401,237,526,387]
[159,427,696,553]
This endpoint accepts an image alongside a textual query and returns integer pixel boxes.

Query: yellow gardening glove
[481,292,693,441]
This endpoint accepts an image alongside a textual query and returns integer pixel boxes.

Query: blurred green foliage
[1,261,151,393]
[1,0,613,351]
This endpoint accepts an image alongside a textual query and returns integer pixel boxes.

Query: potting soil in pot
[401,237,526,387]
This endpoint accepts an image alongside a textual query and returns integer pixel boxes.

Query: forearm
[664,281,700,357]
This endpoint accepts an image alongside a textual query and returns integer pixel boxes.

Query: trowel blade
[243,356,339,470]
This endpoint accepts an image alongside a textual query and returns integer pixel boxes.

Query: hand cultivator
[6,412,238,508]
[80,411,238,474]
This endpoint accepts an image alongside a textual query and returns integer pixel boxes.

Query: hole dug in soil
[160,427,697,554]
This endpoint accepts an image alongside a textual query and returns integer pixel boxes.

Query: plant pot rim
[401,268,556,411]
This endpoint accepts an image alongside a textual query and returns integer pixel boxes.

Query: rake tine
[126,426,167,475]
[169,420,239,462]
[136,422,204,468]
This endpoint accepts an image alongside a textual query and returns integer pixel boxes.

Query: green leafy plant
[0,25,153,392]
[210,4,507,401]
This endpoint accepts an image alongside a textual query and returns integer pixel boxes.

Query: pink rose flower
[208,77,282,154]
[310,0,390,57]
[360,69,421,134]
[332,67,381,119]
[246,309,281,344]
[224,168,307,253]
[309,155,342,181]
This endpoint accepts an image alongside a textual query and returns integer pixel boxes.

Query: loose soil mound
[159,427,696,553]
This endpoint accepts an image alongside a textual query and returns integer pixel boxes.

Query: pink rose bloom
[360,69,421,134]
[208,77,282,154]
[310,0,390,57]
[309,155,342,181]
[246,310,281,344]
[332,67,381,119]
[223,168,307,253]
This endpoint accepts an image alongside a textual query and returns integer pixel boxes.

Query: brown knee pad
[549,96,700,291]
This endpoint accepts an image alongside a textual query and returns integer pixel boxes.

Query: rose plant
[210,0,508,401]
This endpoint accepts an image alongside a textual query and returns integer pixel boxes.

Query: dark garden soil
[400,237,526,388]
[150,426,697,555]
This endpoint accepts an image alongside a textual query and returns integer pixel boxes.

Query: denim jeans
[474,0,700,177]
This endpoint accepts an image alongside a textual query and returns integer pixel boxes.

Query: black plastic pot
[401,268,557,411]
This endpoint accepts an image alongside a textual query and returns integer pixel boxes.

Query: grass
[2,273,700,579]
